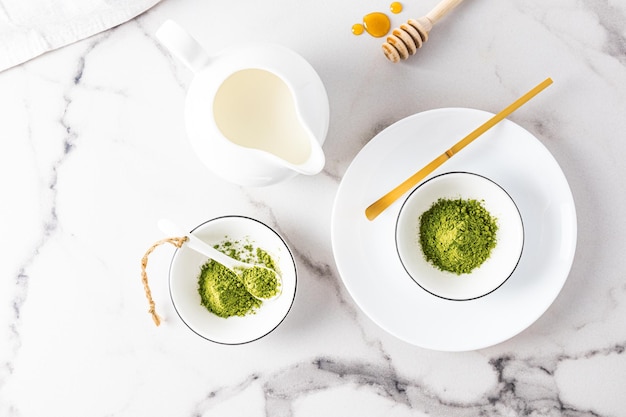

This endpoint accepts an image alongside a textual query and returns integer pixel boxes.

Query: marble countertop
[1,0,625,415]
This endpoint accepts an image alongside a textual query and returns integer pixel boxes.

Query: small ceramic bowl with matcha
[395,171,524,301]
[168,215,297,344]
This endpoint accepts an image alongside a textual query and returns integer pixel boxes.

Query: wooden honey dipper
[383,0,464,63]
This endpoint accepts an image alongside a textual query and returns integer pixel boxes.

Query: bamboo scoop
[365,77,553,221]
[383,0,464,63]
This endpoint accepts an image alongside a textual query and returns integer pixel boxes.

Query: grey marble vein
[0,47,88,410]
[584,0,626,63]
[187,350,624,417]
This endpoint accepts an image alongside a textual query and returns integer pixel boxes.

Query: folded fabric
[0,0,161,72]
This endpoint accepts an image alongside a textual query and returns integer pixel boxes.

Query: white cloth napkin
[0,0,161,72]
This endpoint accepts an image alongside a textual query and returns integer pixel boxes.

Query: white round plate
[169,216,297,344]
[331,108,577,351]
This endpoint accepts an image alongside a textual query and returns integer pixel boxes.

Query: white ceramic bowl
[169,215,296,344]
[395,172,524,301]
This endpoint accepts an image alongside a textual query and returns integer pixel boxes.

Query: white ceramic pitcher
[156,20,329,187]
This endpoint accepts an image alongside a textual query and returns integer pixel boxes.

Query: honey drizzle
[390,2,403,14]
[362,12,391,38]
[352,3,403,38]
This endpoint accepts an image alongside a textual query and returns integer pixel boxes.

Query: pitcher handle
[155,20,211,73]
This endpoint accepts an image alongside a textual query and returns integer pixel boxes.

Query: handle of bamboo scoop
[364,78,554,221]
[382,0,465,63]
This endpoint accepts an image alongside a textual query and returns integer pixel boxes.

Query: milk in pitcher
[212,68,312,165]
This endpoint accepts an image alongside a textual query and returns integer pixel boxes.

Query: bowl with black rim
[395,172,524,301]
[168,215,297,344]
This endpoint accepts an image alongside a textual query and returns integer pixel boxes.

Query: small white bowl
[395,172,524,301]
[169,215,296,344]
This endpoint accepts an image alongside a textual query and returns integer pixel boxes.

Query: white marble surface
[1,0,625,415]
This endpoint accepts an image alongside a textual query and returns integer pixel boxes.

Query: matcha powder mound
[198,260,261,318]
[197,238,281,318]
[241,266,280,299]
[419,198,498,275]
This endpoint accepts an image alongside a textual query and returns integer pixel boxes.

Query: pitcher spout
[290,138,325,175]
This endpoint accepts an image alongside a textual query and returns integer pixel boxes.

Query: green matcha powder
[197,240,280,318]
[419,198,498,275]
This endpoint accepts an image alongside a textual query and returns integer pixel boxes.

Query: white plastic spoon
[158,218,281,299]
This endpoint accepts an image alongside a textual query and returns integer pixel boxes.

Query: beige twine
[140,236,188,326]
